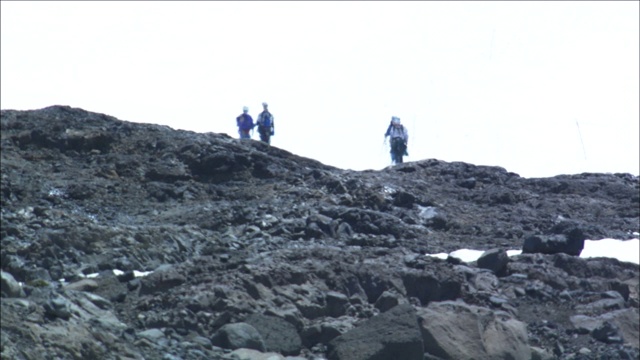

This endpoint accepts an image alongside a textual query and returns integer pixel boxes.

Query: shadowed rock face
[1,105,638,360]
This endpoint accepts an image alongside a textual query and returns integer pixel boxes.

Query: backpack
[260,111,272,128]
[386,122,404,138]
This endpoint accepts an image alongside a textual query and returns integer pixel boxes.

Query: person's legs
[259,128,270,143]
[391,138,399,163]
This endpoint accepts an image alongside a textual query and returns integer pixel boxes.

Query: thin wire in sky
[576,120,587,160]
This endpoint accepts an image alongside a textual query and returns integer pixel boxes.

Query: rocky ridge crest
[1,105,639,360]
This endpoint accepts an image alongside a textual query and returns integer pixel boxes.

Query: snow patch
[426,252,448,260]
[426,239,640,265]
[110,269,153,277]
[134,270,153,277]
[448,249,486,263]
[383,186,396,194]
[580,238,640,264]
[417,206,438,220]
[506,249,522,257]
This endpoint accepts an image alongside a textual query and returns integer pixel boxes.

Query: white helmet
[242,106,249,112]
[391,116,401,124]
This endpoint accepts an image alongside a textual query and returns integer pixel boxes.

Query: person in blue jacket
[256,102,275,144]
[236,106,255,139]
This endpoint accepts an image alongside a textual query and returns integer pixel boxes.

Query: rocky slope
[1,105,639,360]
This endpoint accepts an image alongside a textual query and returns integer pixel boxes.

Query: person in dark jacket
[236,106,254,139]
[256,102,275,144]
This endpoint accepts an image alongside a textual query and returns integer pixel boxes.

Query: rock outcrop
[1,105,639,360]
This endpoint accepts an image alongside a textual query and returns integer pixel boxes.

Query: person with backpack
[256,102,275,144]
[236,106,255,139]
[384,116,409,164]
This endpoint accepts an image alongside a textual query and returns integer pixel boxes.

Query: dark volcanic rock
[211,322,266,351]
[477,248,510,275]
[244,313,303,355]
[416,301,531,360]
[0,271,25,298]
[1,106,639,360]
[522,222,588,256]
[327,304,424,360]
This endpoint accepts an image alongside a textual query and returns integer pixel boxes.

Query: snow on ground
[579,238,640,264]
[427,238,640,265]
[57,239,638,284]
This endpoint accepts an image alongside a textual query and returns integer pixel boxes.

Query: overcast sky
[2,1,638,178]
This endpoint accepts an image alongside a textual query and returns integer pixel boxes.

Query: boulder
[476,249,510,275]
[570,308,640,348]
[63,278,99,292]
[416,300,531,360]
[228,348,287,360]
[244,313,303,355]
[523,223,586,256]
[139,265,186,295]
[211,322,266,351]
[522,233,585,256]
[325,291,350,317]
[1,271,25,298]
[327,304,423,360]
[374,291,401,312]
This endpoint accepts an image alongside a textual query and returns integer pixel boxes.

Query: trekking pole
[382,137,391,166]
[411,112,417,158]
[412,113,416,148]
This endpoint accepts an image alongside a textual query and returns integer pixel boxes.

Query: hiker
[384,116,409,164]
[236,106,255,139]
[256,102,275,144]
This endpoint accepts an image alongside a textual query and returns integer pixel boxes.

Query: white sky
[2,1,639,178]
